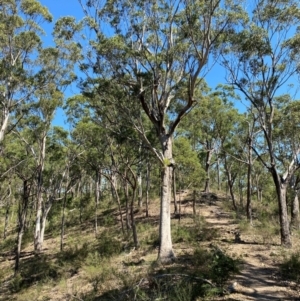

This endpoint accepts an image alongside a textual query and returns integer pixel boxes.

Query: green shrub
[97,232,122,258]
[280,251,300,283]
[9,273,23,293]
[210,247,240,286]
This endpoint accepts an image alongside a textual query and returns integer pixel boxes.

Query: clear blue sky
[39,1,84,128]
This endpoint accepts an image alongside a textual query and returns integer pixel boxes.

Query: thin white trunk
[0,108,9,143]
[34,134,46,253]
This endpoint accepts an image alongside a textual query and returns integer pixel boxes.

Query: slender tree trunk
[239,177,243,208]
[203,147,213,193]
[173,167,178,214]
[111,179,125,235]
[0,108,9,143]
[228,177,237,211]
[158,135,175,263]
[217,157,221,191]
[131,185,139,249]
[137,172,143,208]
[124,178,131,231]
[137,143,143,208]
[3,184,11,239]
[40,202,52,248]
[79,182,83,224]
[94,170,101,235]
[272,171,291,247]
[34,134,46,253]
[246,137,253,224]
[224,157,237,211]
[15,180,30,274]
[145,160,150,218]
[192,190,196,215]
[291,189,300,230]
[60,188,67,251]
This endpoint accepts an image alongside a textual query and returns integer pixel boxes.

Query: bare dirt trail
[197,196,300,301]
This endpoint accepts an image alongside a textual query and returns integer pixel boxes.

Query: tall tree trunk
[246,137,253,224]
[158,135,175,263]
[224,157,237,211]
[40,202,52,249]
[217,156,221,191]
[111,178,125,235]
[34,135,46,253]
[173,167,178,214]
[192,190,196,215]
[3,184,12,239]
[124,177,131,231]
[137,143,143,208]
[137,172,143,208]
[94,170,101,235]
[60,188,67,251]
[239,177,244,208]
[131,185,139,249]
[272,171,291,247]
[145,160,150,218]
[15,180,30,274]
[291,189,300,230]
[203,147,213,193]
[0,108,9,143]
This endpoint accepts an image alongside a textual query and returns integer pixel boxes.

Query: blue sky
[39,1,84,127]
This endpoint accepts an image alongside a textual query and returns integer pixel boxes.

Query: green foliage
[210,247,240,286]
[280,252,300,283]
[9,273,23,293]
[97,232,122,258]
[10,254,62,293]
[174,136,204,189]
[58,242,90,274]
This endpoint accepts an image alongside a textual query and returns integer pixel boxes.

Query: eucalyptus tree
[178,89,241,193]
[222,0,300,247]
[273,99,300,231]
[76,0,246,263]
[0,0,53,143]
[173,136,204,215]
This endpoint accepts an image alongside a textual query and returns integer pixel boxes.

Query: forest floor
[1,191,300,300]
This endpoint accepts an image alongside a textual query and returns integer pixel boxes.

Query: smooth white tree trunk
[158,135,175,263]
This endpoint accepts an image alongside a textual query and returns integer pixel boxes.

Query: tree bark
[291,189,300,230]
[224,157,237,211]
[145,160,150,218]
[124,178,131,231]
[3,184,12,239]
[173,167,178,214]
[34,134,46,253]
[203,146,213,193]
[94,169,101,235]
[192,190,196,215]
[158,135,175,263]
[131,185,139,249]
[15,180,30,273]
[246,136,253,224]
[60,188,67,251]
[272,171,291,247]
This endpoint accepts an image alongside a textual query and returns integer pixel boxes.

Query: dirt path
[198,198,300,301]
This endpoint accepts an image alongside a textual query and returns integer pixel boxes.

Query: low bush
[280,251,300,283]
